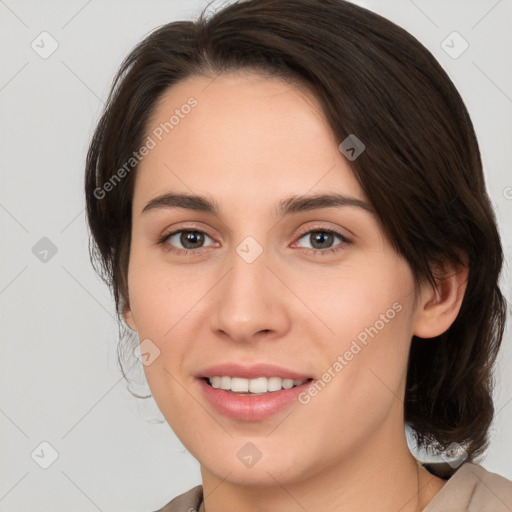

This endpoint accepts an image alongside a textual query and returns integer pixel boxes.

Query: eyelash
[156,225,351,257]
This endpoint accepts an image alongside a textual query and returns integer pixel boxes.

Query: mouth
[197,373,315,421]
[195,363,315,420]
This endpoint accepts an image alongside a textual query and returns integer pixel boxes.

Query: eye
[293,227,351,256]
[157,229,217,255]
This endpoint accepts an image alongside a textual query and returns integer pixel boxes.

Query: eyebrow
[141,192,374,217]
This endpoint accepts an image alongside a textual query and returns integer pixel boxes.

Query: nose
[210,240,291,344]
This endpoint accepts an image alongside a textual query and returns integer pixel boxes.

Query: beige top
[153,462,512,512]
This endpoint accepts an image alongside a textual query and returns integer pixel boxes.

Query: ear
[413,252,469,339]
[122,302,138,332]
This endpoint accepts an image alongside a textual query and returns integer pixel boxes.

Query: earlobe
[123,304,138,332]
[413,254,469,339]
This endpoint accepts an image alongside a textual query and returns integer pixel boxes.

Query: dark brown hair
[85,0,507,461]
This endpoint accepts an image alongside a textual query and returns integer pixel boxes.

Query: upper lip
[196,363,313,380]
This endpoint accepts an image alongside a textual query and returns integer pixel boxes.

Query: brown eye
[176,230,206,250]
[305,231,336,250]
[158,229,216,254]
[295,228,350,254]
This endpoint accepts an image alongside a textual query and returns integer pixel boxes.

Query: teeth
[268,376,284,391]
[208,376,306,394]
[249,377,267,393]
[219,376,231,390]
[231,377,249,392]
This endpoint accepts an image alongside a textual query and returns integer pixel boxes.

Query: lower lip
[198,378,312,421]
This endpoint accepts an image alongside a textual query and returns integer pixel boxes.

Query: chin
[198,447,313,488]
[206,464,299,487]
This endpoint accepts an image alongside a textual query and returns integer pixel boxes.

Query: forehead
[133,71,366,214]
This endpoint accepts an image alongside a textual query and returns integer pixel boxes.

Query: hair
[84,0,507,462]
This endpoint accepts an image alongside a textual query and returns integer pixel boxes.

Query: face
[124,71,422,487]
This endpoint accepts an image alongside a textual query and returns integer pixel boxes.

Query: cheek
[127,249,200,337]
[126,258,191,397]
[303,261,414,404]
[304,259,413,348]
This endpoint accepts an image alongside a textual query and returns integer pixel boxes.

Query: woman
[84,0,512,510]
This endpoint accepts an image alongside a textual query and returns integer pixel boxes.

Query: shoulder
[423,462,512,511]
[150,485,203,512]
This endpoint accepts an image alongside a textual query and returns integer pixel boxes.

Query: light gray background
[0,0,511,510]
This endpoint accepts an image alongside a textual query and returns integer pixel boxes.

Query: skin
[123,70,468,512]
